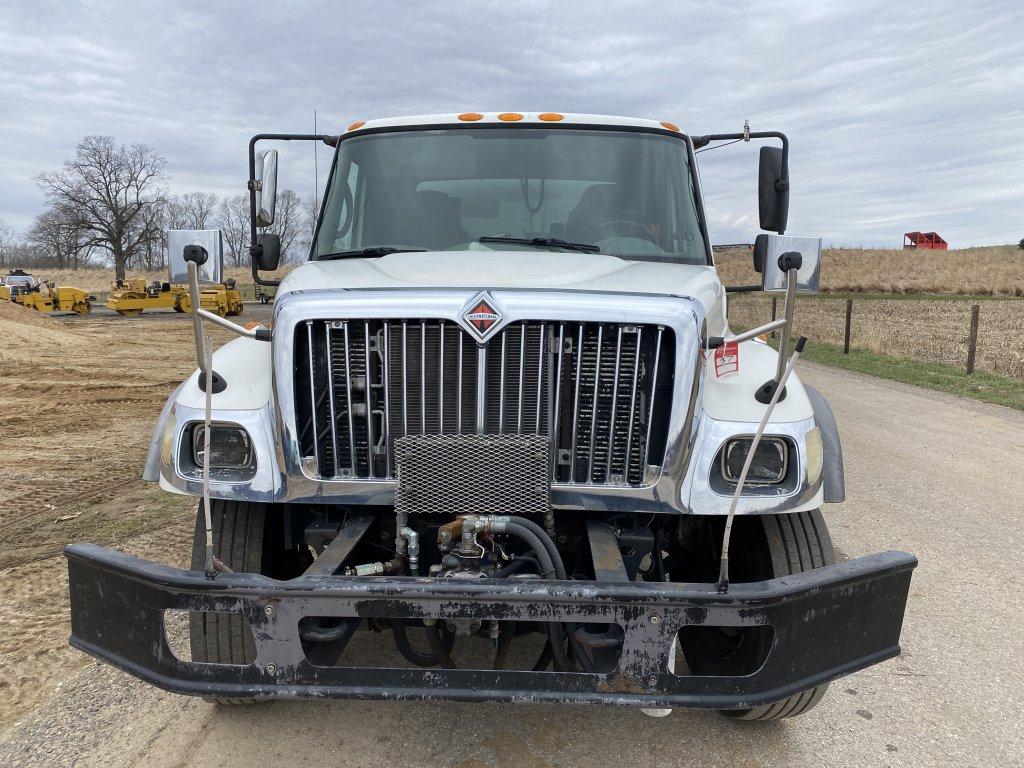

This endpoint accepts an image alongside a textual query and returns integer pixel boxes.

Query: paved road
[2,362,1022,767]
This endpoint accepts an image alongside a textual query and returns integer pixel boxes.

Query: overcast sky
[1,0,1022,248]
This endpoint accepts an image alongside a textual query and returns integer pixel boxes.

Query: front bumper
[66,544,915,709]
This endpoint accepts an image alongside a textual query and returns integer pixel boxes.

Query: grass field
[28,243,1024,296]
[786,337,1024,411]
[716,243,1024,295]
[728,293,1024,380]
[38,265,294,294]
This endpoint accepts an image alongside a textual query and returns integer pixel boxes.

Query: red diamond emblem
[463,295,502,339]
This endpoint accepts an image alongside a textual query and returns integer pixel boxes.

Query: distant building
[903,232,948,250]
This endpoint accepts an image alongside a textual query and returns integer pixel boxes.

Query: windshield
[314,127,708,264]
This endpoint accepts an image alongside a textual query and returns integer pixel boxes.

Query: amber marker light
[659,120,681,132]
[538,112,564,122]
[458,112,484,121]
[497,112,524,121]
[346,121,366,132]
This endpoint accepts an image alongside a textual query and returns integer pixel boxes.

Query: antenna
[313,109,319,203]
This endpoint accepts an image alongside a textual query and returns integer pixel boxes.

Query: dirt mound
[0,301,84,349]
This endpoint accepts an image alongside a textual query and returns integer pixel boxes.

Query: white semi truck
[66,112,915,720]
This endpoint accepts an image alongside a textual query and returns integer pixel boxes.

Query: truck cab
[66,113,915,721]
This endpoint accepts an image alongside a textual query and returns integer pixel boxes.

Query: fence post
[770,296,778,338]
[966,304,980,374]
[843,298,853,354]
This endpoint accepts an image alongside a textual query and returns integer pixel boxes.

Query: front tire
[188,500,267,705]
[676,510,836,721]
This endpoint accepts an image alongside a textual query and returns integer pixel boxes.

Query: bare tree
[37,135,167,281]
[297,194,322,257]
[215,194,251,267]
[271,189,306,263]
[213,189,308,268]
[166,191,219,230]
[25,206,92,269]
[0,219,15,269]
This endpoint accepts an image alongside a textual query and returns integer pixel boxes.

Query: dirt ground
[0,303,1022,767]
[0,302,271,729]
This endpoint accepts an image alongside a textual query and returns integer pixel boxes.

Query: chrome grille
[294,319,674,486]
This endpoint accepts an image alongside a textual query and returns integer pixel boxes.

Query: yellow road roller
[106,277,243,317]
[1,270,93,314]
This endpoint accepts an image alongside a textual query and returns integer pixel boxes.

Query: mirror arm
[247,133,338,287]
[693,131,789,235]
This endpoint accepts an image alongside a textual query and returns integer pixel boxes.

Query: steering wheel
[332,183,355,240]
[584,219,659,245]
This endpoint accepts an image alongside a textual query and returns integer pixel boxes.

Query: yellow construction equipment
[1,270,92,315]
[106,277,244,317]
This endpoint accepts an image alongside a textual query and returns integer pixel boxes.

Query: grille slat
[296,318,673,487]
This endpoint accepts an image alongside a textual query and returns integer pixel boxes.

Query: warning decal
[713,341,740,378]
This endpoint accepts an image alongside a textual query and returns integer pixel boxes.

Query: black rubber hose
[532,639,554,671]
[495,555,541,578]
[392,620,454,668]
[425,623,457,669]
[505,522,581,673]
[505,516,594,672]
[506,517,566,578]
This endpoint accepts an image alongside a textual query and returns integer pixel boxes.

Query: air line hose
[505,516,595,672]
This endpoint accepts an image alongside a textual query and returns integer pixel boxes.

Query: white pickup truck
[66,112,915,721]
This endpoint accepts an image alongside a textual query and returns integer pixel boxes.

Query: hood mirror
[254,149,278,227]
[758,234,821,293]
[167,229,223,285]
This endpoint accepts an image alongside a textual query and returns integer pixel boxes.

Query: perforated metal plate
[394,434,550,517]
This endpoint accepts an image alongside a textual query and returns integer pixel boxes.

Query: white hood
[278,251,727,329]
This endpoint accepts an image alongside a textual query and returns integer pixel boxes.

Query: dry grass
[32,265,294,294]
[716,244,1024,296]
[30,244,1024,296]
[729,294,1024,379]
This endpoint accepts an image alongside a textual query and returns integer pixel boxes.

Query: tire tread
[723,510,835,722]
[188,500,266,706]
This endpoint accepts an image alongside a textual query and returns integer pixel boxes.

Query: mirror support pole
[755,251,803,404]
[774,267,798,382]
[247,133,338,288]
[183,250,226,394]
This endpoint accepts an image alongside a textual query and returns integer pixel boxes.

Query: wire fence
[727,295,1024,380]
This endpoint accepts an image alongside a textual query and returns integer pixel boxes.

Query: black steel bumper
[65,543,916,709]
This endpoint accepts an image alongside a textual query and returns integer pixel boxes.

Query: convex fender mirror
[756,234,822,293]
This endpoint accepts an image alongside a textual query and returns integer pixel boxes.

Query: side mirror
[254,149,278,227]
[759,234,821,294]
[256,232,281,271]
[758,146,789,233]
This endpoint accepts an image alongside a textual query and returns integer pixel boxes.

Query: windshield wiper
[478,236,600,254]
[319,246,427,260]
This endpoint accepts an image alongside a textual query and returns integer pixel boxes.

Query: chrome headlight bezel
[181,422,257,480]
[719,436,790,486]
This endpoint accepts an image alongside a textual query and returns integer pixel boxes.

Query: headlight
[805,426,823,486]
[192,424,253,469]
[721,437,788,485]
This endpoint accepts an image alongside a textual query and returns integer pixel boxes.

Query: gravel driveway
[2,361,1021,767]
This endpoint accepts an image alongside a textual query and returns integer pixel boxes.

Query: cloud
[0,0,1021,247]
